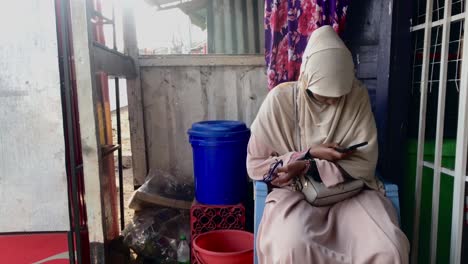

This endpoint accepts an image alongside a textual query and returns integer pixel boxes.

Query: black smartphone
[334,142,368,153]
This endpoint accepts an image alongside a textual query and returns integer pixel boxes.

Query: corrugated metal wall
[139,63,267,183]
[207,0,264,54]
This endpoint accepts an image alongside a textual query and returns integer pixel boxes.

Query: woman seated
[248,26,409,264]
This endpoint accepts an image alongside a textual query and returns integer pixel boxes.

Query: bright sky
[134,0,206,53]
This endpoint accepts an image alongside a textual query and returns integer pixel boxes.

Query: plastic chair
[253,180,401,264]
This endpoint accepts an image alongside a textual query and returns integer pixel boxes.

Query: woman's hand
[270,160,308,187]
[309,143,352,161]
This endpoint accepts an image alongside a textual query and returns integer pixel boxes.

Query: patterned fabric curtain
[265,0,350,90]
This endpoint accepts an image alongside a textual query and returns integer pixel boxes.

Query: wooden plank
[237,66,269,125]
[139,55,265,67]
[69,0,106,262]
[140,65,267,182]
[0,0,69,232]
[344,0,395,183]
[386,0,413,189]
[123,0,148,186]
[353,45,378,79]
[142,66,204,183]
[343,0,381,44]
[375,0,394,172]
[92,42,136,78]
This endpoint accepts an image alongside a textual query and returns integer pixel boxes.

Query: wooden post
[122,0,148,186]
[69,0,106,262]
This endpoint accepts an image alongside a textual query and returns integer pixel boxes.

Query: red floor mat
[0,233,70,264]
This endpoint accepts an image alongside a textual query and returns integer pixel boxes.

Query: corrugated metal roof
[145,0,193,9]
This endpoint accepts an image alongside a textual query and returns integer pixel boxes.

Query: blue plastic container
[188,120,251,205]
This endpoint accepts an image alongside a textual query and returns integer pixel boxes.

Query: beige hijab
[251,26,380,190]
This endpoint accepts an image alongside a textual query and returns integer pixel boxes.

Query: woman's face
[312,93,341,105]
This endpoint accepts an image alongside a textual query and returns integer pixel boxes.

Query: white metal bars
[411,0,468,262]
[411,1,434,263]
[450,0,468,261]
[411,12,465,32]
[430,0,452,263]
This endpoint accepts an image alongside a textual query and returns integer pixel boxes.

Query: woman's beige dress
[248,26,410,264]
[248,134,409,264]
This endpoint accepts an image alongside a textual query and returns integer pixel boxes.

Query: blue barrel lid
[188,120,250,138]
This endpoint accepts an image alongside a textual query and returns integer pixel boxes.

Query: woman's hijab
[251,26,380,190]
[299,25,355,97]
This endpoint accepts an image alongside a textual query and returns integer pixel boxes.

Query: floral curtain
[265,0,350,90]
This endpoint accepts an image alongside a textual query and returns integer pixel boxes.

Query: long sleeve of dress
[247,134,297,181]
[247,134,345,187]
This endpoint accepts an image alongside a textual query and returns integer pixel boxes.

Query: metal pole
[450,1,468,261]
[411,0,434,263]
[430,1,452,263]
[67,231,76,264]
[58,0,83,262]
[115,77,124,231]
[112,1,125,231]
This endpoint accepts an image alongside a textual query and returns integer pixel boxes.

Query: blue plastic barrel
[188,120,251,205]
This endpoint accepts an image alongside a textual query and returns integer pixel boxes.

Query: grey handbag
[295,173,364,206]
[293,84,364,206]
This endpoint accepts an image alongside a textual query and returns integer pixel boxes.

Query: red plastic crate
[190,201,245,263]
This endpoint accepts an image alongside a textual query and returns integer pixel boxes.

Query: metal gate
[410,0,468,263]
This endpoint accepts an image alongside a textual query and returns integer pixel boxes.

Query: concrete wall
[139,58,267,183]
